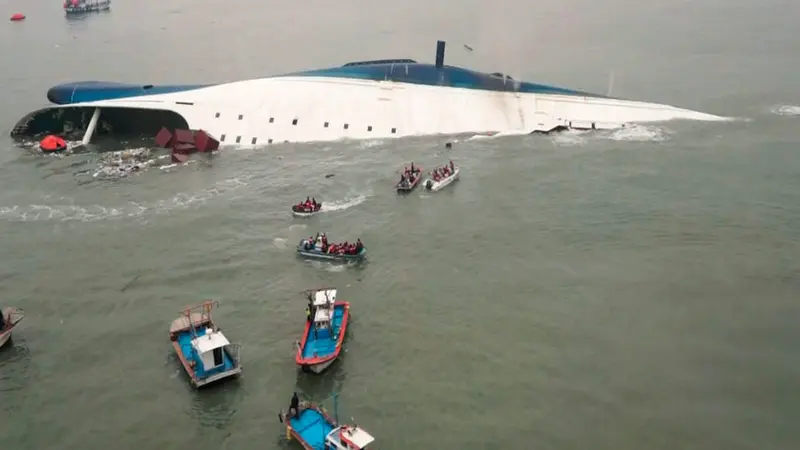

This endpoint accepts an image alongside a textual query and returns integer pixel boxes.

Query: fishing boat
[64,0,111,14]
[0,307,24,349]
[424,164,460,192]
[296,288,350,373]
[279,392,376,450]
[396,164,423,193]
[297,234,366,262]
[168,301,242,388]
[292,200,322,217]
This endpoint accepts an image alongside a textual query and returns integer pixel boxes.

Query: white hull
[425,168,460,192]
[292,210,320,218]
[13,77,728,148]
[306,359,335,374]
[0,330,10,348]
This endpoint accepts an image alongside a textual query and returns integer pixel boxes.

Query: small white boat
[424,167,460,192]
[0,307,24,349]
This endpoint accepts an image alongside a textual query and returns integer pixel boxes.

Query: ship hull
[11,76,728,146]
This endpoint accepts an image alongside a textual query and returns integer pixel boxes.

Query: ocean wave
[0,176,250,223]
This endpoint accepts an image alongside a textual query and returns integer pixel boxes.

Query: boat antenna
[606,70,615,97]
[333,391,339,424]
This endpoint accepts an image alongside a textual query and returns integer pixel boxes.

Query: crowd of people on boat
[431,160,455,182]
[294,197,321,212]
[397,162,421,187]
[302,233,364,256]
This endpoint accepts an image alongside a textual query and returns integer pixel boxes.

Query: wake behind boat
[293,197,322,217]
[396,162,422,193]
[168,301,242,388]
[297,233,366,262]
[279,392,376,450]
[296,288,350,373]
[0,307,24,349]
[424,160,459,192]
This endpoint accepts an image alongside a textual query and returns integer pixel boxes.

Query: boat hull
[425,167,460,192]
[292,205,322,217]
[296,241,366,262]
[296,302,350,374]
[11,73,729,147]
[0,330,11,349]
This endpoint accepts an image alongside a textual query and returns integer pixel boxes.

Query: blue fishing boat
[279,392,376,450]
[295,288,350,374]
[168,301,242,388]
[297,233,366,262]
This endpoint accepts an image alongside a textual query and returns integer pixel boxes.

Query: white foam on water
[0,176,251,223]
[550,129,591,147]
[770,105,800,116]
[357,140,384,149]
[605,124,671,142]
[321,194,367,213]
[273,237,287,249]
[288,224,308,231]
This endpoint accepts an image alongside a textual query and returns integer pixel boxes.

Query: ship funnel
[435,40,446,68]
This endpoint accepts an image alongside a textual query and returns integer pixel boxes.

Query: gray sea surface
[1,0,799,449]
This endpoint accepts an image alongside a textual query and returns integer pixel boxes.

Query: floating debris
[92,148,168,179]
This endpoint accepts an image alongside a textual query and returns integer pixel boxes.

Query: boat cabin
[325,425,375,450]
[191,328,231,372]
[313,289,336,329]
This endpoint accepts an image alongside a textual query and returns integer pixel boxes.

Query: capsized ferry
[10,40,727,147]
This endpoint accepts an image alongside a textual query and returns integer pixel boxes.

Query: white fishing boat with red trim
[0,307,24,349]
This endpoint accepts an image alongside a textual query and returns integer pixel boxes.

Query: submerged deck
[291,408,335,450]
[302,304,346,360]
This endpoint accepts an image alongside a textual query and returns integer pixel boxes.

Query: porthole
[367,125,372,132]
[268,138,273,144]
[215,112,220,118]
[292,119,298,125]
[324,122,329,128]
[238,114,243,120]
[220,134,226,142]
[251,137,257,145]
[235,136,241,143]
[343,123,349,130]
[269,117,274,123]
[391,127,396,134]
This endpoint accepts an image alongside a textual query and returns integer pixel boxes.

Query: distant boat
[279,392,376,450]
[0,307,24,349]
[297,234,366,263]
[295,288,350,374]
[168,301,242,388]
[396,164,423,193]
[64,0,111,14]
[424,164,460,192]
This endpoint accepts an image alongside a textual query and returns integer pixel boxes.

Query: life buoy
[39,135,67,152]
[10,13,25,21]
